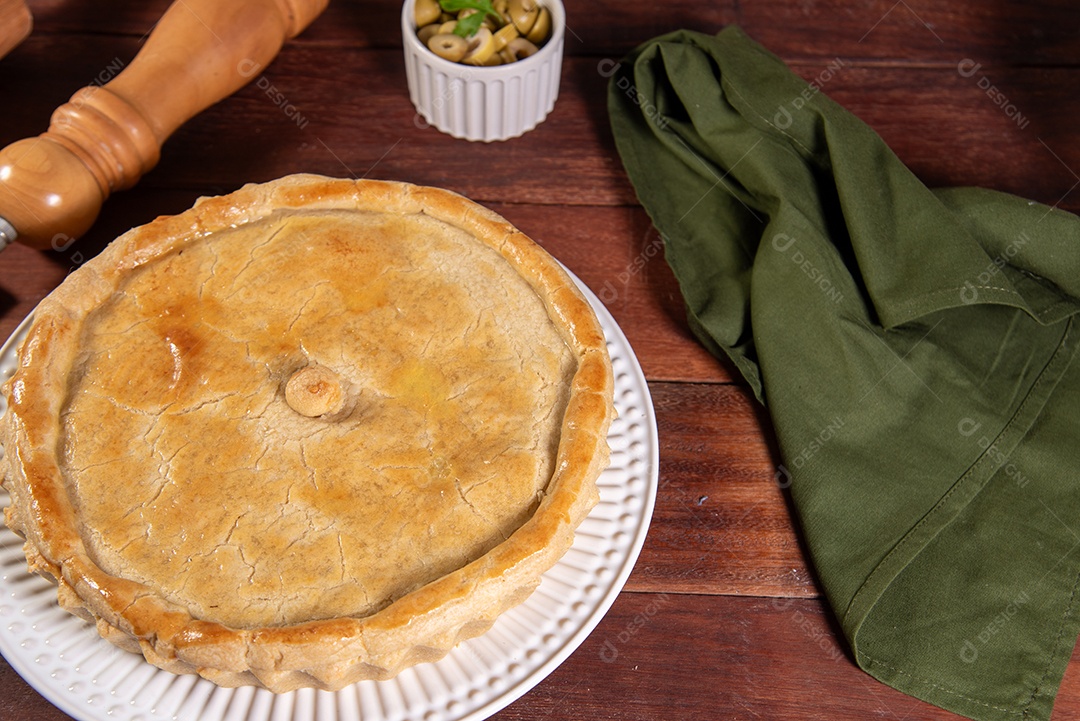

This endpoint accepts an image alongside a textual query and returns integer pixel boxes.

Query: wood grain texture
[492,594,960,720]
[740,0,1080,66]
[626,382,815,597]
[489,593,1080,721]
[18,0,1080,66]
[5,36,1080,214]
[4,0,1080,719]
[19,0,739,54]
[5,594,1080,720]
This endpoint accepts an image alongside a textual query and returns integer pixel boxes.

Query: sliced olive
[481,52,504,66]
[417,23,441,45]
[498,48,516,64]
[507,0,539,35]
[493,23,519,52]
[525,6,551,44]
[437,20,458,34]
[462,27,496,65]
[493,0,509,13]
[415,0,441,28]
[458,7,498,31]
[428,33,469,62]
[505,37,539,61]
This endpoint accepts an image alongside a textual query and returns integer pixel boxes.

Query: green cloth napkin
[608,26,1080,721]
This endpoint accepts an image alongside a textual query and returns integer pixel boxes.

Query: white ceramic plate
[0,272,658,721]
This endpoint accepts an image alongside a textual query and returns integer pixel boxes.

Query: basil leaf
[453,12,486,37]
[439,0,502,37]
[439,0,488,12]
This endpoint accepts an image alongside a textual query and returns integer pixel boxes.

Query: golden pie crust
[0,175,613,692]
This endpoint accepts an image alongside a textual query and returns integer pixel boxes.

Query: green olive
[415,0,441,28]
[493,23,519,52]
[417,23,441,45]
[462,27,496,65]
[507,0,539,35]
[525,6,551,44]
[428,33,469,62]
[420,1,549,65]
[505,37,539,61]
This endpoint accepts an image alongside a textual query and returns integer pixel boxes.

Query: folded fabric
[608,26,1080,721]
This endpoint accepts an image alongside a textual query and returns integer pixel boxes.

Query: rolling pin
[0,0,31,60]
[0,0,329,251]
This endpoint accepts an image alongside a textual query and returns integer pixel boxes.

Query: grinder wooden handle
[0,0,329,250]
[0,0,31,60]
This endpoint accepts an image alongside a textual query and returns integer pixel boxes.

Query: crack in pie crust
[0,175,614,692]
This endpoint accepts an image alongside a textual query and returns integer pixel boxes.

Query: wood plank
[22,0,363,44]
[145,50,637,206]
[157,51,1080,211]
[22,0,1080,69]
[626,382,814,598]
[0,242,67,340]
[20,0,740,56]
[3,591,1080,720]
[0,653,68,720]
[489,593,973,720]
[0,39,637,207]
[740,0,1080,65]
[6,40,1080,213]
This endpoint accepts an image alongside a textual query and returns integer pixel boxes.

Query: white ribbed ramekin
[401,0,565,142]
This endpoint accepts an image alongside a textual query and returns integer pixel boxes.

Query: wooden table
[3,1,1080,718]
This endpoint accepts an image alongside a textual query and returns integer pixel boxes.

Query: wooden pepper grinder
[0,0,32,60]
[0,0,329,251]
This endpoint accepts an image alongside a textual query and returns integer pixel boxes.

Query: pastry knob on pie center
[285,365,345,417]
